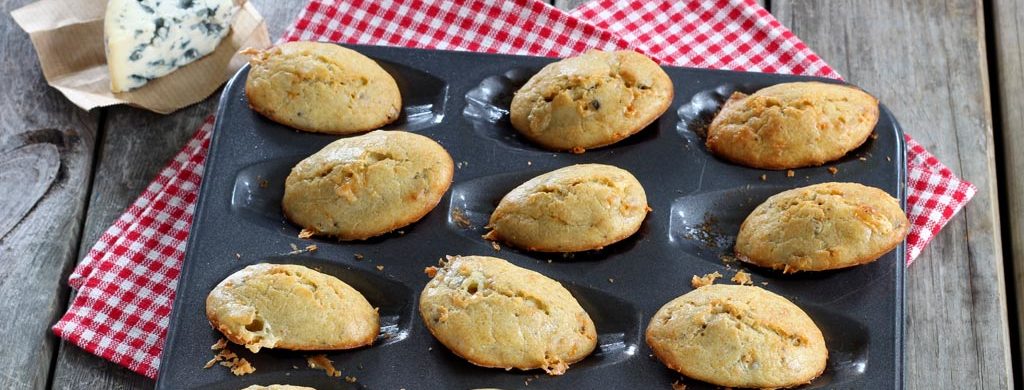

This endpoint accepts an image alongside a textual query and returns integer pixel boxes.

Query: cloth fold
[52,0,975,379]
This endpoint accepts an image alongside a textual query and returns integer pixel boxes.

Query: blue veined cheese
[103,0,239,93]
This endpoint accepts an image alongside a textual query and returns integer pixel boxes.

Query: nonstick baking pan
[157,44,905,389]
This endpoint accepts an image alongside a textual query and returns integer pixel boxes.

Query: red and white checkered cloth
[52,0,976,379]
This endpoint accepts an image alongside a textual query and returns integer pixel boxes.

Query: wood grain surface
[0,0,100,387]
[775,0,1012,388]
[992,0,1024,378]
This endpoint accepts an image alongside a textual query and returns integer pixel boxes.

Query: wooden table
[0,0,1015,388]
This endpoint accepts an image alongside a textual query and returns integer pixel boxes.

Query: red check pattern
[52,0,976,379]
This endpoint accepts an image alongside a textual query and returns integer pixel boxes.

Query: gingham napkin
[52,0,977,379]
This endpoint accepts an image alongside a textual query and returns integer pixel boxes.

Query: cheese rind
[104,0,238,92]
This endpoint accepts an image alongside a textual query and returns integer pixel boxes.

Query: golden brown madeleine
[706,82,879,169]
[484,164,648,252]
[243,41,401,134]
[419,256,597,375]
[646,285,828,388]
[735,182,908,272]
[206,264,379,353]
[510,50,673,153]
[282,131,454,240]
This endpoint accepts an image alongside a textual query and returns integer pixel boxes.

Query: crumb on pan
[354,253,364,261]
[204,345,253,376]
[228,358,254,376]
[828,166,839,175]
[345,376,358,383]
[671,379,687,390]
[491,241,501,252]
[859,156,868,161]
[608,278,615,283]
[786,170,795,177]
[731,270,753,286]
[211,338,228,350]
[424,266,438,278]
[451,208,472,228]
[305,244,317,252]
[298,229,314,239]
[376,265,385,272]
[307,354,341,377]
[233,253,241,260]
[760,174,767,181]
[691,271,722,288]
[719,254,736,264]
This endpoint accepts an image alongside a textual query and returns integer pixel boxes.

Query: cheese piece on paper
[103,0,238,93]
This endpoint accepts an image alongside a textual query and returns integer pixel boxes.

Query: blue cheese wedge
[103,0,238,93]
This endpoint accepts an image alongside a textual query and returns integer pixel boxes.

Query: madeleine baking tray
[157,45,905,389]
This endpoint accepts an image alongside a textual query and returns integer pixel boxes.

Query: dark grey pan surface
[157,44,905,389]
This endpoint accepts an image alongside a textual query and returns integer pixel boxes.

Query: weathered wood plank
[0,0,100,388]
[775,0,1011,388]
[47,2,298,388]
[0,143,59,239]
[992,0,1024,376]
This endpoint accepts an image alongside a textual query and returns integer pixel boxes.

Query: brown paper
[11,0,271,114]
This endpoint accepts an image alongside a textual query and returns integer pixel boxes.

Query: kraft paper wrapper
[11,0,270,114]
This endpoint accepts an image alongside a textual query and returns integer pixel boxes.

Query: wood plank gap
[987,0,1024,385]
[45,107,108,390]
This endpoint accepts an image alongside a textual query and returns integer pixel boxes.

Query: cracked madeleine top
[509,50,673,153]
[735,182,908,272]
[706,81,879,169]
[419,256,597,375]
[243,41,401,134]
[646,284,827,389]
[484,164,648,252]
[282,131,453,240]
[206,263,379,353]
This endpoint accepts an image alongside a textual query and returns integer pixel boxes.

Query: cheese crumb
[307,354,341,377]
[229,358,255,376]
[298,229,314,239]
[211,338,227,350]
[451,208,472,228]
[424,266,438,278]
[691,272,722,288]
[731,270,753,285]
